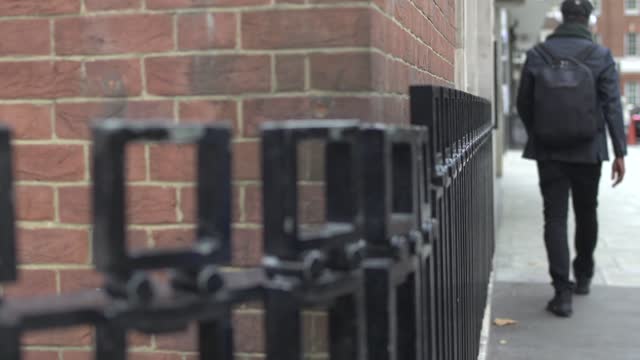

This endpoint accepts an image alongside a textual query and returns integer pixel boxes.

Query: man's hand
[612,157,625,188]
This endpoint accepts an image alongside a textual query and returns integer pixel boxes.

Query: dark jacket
[516,35,627,163]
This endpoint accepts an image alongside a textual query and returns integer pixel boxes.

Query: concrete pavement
[487,146,640,359]
[488,282,640,360]
[495,147,640,287]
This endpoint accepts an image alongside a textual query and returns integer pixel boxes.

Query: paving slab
[495,147,640,287]
[487,147,640,359]
[487,282,640,360]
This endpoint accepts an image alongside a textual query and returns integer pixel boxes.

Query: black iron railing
[0,85,494,360]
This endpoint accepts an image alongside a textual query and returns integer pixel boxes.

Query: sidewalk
[495,147,640,286]
[487,147,640,359]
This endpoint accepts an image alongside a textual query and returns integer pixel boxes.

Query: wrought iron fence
[0,85,494,360]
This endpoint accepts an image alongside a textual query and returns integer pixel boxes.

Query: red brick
[232,185,242,223]
[61,351,91,360]
[244,184,261,223]
[149,144,196,182]
[178,13,237,50]
[126,144,147,182]
[297,140,325,181]
[16,186,54,221]
[371,52,388,92]
[233,227,262,266]
[242,9,371,49]
[243,97,308,137]
[60,181,87,217]
[56,101,174,140]
[387,60,409,94]
[234,311,264,353]
[302,313,313,353]
[0,104,52,140]
[299,183,326,224]
[309,0,368,3]
[15,145,85,181]
[276,55,305,92]
[127,186,177,225]
[23,351,58,360]
[23,327,93,346]
[84,59,143,97]
[128,331,154,348]
[152,228,194,249]
[416,44,431,72]
[146,55,271,96]
[4,269,56,297]
[86,143,146,182]
[0,0,79,16]
[419,15,434,45]
[393,0,413,34]
[0,61,82,99]
[129,353,183,360]
[382,96,409,124]
[0,19,50,56]
[369,97,384,123]
[180,185,241,224]
[375,15,391,54]
[18,228,90,264]
[390,24,408,60]
[372,0,390,13]
[243,97,371,137]
[310,313,328,352]
[59,186,90,224]
[155,324,197,351]
[55,15,173,55]
[179,100,238,134]
[444,61,454,82]
[127,229,150,251]
[233,141,259,181]
[310,52,372,91]
[180,186,196,223]
[147,0,268,9]
[59,269,103,292]
[86,0,140,10]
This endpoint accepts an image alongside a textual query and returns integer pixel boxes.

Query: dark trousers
[537,161,602,290]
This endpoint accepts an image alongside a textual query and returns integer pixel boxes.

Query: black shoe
[546,288,573,317]
[575,277,591,295]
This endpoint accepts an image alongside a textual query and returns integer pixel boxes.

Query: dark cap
[561,0,594,18]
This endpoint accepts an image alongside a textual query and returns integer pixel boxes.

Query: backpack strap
[534,44,557,65]
[576,44,598,63]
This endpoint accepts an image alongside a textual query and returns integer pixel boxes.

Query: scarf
[547,22,594,42]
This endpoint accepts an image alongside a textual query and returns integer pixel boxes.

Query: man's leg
[569,163,602,283]
[537,161,572,290]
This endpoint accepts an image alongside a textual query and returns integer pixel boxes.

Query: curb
[477,270,495,360]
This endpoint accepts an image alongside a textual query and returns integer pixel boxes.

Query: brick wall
[595,0,640,95]
[0,0,455,359]
[596,0,626,57]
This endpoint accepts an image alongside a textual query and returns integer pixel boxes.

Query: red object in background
[628,115,640,145]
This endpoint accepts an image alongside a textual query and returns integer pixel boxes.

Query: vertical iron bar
[265,288,302,360]
[330,294,362,360]
[198,311,233,360]
[95,324,127,360]
[0,126,15,283]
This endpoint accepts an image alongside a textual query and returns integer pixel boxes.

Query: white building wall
[456,0,495,102]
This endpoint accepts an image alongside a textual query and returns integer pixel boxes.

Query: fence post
[0,85,495,360]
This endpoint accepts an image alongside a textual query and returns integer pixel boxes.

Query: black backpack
[532,43,600,148]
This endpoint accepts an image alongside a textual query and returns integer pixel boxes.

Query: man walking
[516,0,627,317]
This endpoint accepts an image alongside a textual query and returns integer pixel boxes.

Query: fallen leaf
[494,318,518,327]
[499,339,508,345]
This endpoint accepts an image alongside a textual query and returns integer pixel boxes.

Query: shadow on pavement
[487,282,640,360]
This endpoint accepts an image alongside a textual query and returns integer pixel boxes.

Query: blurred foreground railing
[0,85,494,360]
